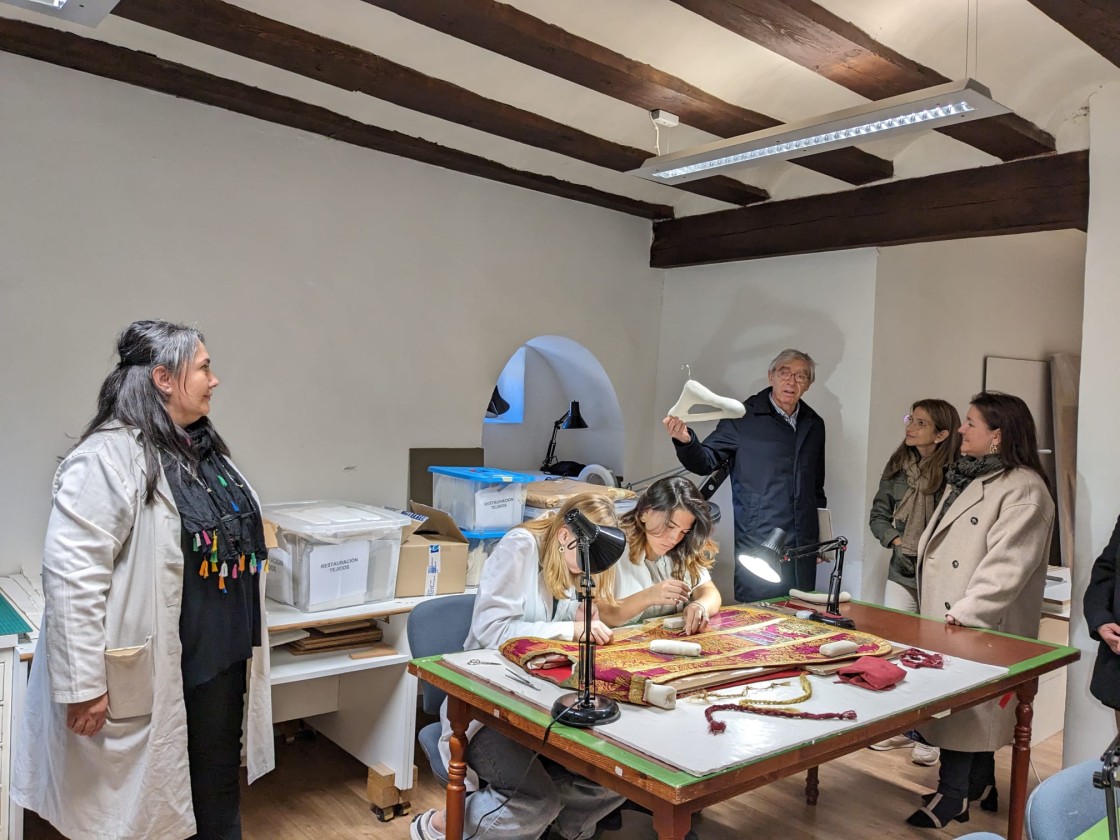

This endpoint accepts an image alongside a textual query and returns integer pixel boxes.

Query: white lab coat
[12,427,274,840]
[437,528,577,788]
[611,547,712,625]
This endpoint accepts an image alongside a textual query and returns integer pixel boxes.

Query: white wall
[1065,82,1120,766]
[0,52,664,573]
[863,232,1087,601]
[655,251,879,604]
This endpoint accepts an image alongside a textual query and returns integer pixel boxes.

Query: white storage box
[428,466,535,530]
[263,501,410,612]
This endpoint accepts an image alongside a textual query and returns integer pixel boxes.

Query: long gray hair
[80,320,229,503]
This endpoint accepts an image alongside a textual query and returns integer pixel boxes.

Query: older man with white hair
[664,349,827,603]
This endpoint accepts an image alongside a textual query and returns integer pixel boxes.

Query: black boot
[968,751,998,812]
[906,793,969,828]
[920,785,996,811]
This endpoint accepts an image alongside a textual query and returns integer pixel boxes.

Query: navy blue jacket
[1086,512,1120,709]
[673,387,827,602]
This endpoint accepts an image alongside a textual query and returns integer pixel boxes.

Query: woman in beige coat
[906,392,1053,829]
[13,321,274,839]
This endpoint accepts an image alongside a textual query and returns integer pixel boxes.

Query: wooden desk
[410,602,1080,840]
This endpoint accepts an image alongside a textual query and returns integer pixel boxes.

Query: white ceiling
[2,0,1116,218]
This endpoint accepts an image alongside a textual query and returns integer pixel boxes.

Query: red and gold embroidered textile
[499,606,893,706]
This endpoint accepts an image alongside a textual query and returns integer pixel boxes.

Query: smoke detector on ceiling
[1,0,122,27]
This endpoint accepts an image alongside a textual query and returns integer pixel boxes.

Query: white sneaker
[911,742,941,766]
[869,734,913,751]
[411,809,445,840]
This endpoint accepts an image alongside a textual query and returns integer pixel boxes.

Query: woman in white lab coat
[13,320,274,840]
[414,493,625,840]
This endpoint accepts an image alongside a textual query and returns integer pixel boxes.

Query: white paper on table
[307,540,369,607]
[444,646,1008,777]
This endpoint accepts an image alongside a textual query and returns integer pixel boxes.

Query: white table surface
[444,647,1007,777]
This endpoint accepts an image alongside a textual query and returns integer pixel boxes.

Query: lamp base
[551,693,620,728]
[810,610,856,630]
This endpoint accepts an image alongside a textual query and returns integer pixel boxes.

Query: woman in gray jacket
[867,398,959,767]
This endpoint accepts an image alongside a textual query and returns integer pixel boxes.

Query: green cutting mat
[0,592,31,636]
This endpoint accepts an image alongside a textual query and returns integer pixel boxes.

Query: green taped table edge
[413,654,703,787]
[0,592,31,636]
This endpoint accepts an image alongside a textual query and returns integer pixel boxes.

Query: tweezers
[504,668,541,690]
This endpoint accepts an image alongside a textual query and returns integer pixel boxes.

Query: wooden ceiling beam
[671,0,1055,161]
[0,18,674,220]
[1025,1,1120,69]
[111,0,766,207]
[361,0,892,185]
[651,151,1088,267]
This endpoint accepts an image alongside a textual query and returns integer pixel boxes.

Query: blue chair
[406,593,477,784]
[1026,759,1105,840]
[957,758,1106,840]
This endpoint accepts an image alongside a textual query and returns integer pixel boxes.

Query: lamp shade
[560,401,588,430]
[486,386,510,418]
[737,527,786,584]
[564,509,625,573]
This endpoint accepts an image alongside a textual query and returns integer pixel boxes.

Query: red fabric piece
[836,656,907,691]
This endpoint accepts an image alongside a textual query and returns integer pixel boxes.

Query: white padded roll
[789,588,851,605]
[643,682,677,710]
[819,640,859,658]
[650,639,701,657]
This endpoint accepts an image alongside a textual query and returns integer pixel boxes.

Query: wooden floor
[26,717,1064,840]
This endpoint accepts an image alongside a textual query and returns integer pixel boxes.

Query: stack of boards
[286,619,383,655]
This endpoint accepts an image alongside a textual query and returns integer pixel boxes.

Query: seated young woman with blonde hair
[412,493,625,840]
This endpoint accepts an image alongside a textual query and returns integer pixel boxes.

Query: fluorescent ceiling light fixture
[630,79,1010,185]
[0,0,120,25]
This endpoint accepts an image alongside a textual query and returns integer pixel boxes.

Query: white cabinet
[265,596,425,793]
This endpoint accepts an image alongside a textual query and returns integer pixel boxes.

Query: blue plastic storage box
[428,466,535,530]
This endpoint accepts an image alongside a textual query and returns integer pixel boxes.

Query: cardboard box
[394,502,468,598]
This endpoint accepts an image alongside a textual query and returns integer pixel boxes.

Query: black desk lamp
[550,509,626,728]
[541,401,587,472]
[738,527,855,629]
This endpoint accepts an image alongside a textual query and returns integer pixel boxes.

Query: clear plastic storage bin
[428,466,535,529]
[459,527,509,587]
[263,501,410,612]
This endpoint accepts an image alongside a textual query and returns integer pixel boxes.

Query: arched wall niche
[482,335,624,478]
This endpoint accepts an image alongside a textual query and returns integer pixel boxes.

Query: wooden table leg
[652,804,693,839]
[1007,678,1037,840]
[445,696,469,840]
[805,765,819,805]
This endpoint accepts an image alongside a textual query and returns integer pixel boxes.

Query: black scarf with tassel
[162,419,268,588]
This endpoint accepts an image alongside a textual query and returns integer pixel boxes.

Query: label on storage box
[474,486,522,528]
[425,545,441,597]
[308,540,370,607]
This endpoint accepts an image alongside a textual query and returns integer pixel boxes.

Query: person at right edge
[1084,511,1120,732]
[663,349,826,602]
[906,392,1054,829]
